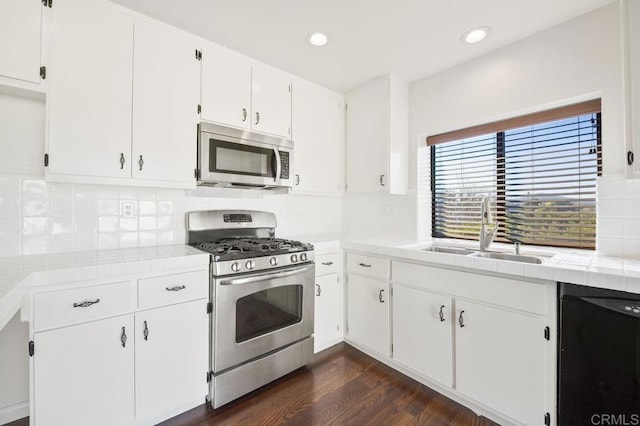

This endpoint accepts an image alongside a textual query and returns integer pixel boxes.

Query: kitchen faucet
[479,197,499,251]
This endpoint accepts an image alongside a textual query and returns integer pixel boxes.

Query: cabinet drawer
[346,253,389,279]
[315,253,339,276]
[34,281,135,330]
[138,270,208,309]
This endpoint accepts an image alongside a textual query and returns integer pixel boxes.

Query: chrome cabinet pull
[378,289,385,303]
[316,284,321,297]
[358,262,372,268]
[242,108,247,122]
[295,174,300,186]
[120,326,127,347]
[120,153,125,169]
[138,155,144,171]
[165,285,186,292]
[458,310,465,328]
[255,112,260,125]
[322,261,333,266]
[439,305,445,322]
[143,320,149,341]
[73,299,100,308]
[379,174,385,186]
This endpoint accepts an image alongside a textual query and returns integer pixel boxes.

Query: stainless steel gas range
[186,210,315,408]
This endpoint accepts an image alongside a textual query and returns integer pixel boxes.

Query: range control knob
[300,253,308,262]
[245,260,255,270]
[231,262,240,272]
[270,257,278,266]
[290,254,298,263]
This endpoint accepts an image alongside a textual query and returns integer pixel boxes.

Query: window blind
[430,101,601,249]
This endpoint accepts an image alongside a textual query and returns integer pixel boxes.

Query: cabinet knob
[378,289,385,303]
[458,310,465,328]
[321,261,333,266]
[73,299,100,308]
[379,174,385,186]
[358,262,371,268]
[143,320,149,341]
[120,153,125,170]
[138,155,144,171]
[439,305,445,322]
[242,108,248,122]
[165,285,186,292]
[296,174,300,186]
[316,284,321,297]
[120,326,127,348]
[255,112,260,125]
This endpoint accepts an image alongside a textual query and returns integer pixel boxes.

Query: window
[428,100,602,249]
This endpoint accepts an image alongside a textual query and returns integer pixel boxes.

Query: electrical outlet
[121,201,136,218]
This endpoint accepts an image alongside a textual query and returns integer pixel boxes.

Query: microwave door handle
[273,148,281,182]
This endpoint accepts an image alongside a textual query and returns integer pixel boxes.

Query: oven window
[210,139,275,177]
[236,285,303,343]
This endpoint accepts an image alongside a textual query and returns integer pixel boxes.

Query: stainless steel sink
[469,251,543,264]
[422,246,475,255]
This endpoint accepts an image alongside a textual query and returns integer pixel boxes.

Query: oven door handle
[219,264,313,286]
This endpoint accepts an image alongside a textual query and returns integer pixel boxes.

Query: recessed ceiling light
[307,31,329,47]
[462,26,491,44]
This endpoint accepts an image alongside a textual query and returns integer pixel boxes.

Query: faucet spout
[479,197,499,251]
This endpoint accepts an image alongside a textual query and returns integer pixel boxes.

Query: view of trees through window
[431,112,601,249]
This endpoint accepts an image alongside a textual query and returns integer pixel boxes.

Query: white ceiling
[111,0,617,94]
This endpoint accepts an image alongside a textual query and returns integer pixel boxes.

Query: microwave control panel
[279,151,290,179]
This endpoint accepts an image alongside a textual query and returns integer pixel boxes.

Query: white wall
[408,3,638,256]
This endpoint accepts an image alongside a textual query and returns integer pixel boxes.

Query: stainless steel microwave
[197,123,293,190]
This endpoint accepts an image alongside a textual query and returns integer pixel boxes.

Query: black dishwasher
[558,283,640,425]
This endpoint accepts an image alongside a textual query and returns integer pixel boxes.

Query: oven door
[213,263,314,373]
[199,128,292,188]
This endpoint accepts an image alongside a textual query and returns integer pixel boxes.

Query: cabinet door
[292,80,344,194]
[34,314,134,426]
[314,273,342,353]
[455,300,546,426]
[135,300,208,421]
[346,77,388,193]
[132,21,199,186]
[252,64,292,138]
[346,273,389,356]
[48,0,133,179]
[393,284,453,387]
[201,45,251,129]
[0,0,42,83]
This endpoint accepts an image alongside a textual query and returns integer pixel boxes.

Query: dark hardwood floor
[160,343,498,426]
[7,343,498,426]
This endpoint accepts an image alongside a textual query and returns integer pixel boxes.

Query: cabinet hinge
[29,340,34,357]
[390,287,393,297]
[194,168,200,180]
[628,150,635,166]
[207,302,212,314]
[544,326,550,341]
[195,49,202,61]
[44,153,49,167]
[206,370,213,383]
[197,104,201,114]
[39,66,46,80]
[288,84,291,93]
[391,343,393,356]
[544,412,550,426]
[41,0,52,7]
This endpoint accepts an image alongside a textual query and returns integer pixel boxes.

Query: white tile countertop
[0,245,210,332]
[342,238,640,295]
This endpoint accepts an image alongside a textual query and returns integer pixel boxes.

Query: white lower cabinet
[30,268,209,425]
[392,284,453,387]
[314,274,341,352]
[455,300,546,426]
[135,300,208,421]
[34,314,135,426]
[346,273,390,356]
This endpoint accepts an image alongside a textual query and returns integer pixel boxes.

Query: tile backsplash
[0,174,343,258]
[596,176,640,258]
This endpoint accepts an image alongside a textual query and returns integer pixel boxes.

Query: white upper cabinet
[0,0,43,85]
[200,45,252,130]
[251,63,292,138]
[201,44,292,138]
[132,20,200,185]
[624,0,640,178]
[47,0,133,180]
[291,79,345,195]
[346,74,408,194]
